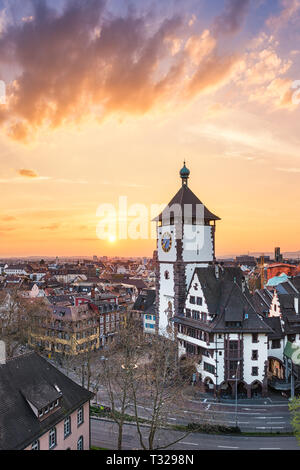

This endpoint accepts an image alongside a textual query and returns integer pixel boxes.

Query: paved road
[46,357,294,432]
[92,393,294,433]
[91,418,299,450]
[173,396,294,432]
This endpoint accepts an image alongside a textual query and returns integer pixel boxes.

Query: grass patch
[90,446,108,450]
[241,431,294,437]
[90,405,148,424]
[172,422,241,435]
[91,406,293,437]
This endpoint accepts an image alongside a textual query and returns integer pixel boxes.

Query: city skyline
[0,0,300,257]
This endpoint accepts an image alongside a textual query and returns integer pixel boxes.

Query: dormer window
[44,406,49,414]
[226,321,242,328]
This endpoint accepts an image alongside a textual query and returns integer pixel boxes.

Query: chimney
[0,341,6,365]
[295,297,299,315]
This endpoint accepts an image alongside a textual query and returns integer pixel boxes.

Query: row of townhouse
[253,276,300,390]
[29,295,126,356]
[3,264,33,276]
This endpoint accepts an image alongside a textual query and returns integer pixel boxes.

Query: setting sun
[108,235,117,244]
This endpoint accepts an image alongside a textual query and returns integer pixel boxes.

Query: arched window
[77,436,84,450]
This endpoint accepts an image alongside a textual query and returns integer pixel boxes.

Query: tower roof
[153,184,220,222]
[180,162,190,178]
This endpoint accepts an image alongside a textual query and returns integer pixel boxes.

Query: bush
[187,422,241,434]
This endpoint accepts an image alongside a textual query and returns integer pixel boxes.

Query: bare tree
[130,332,195,450]
[96,317,196,450]
[97,316,145,450]
[0,289,44,358]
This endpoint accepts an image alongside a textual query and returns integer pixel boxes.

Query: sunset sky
[0,0,300,258]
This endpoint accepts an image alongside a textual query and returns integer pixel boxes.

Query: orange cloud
[0,0,255,142]
[1,216,16,221]
[184,30,216,66]
[40,223,61,231]
[187,53,242,97]
[0,226,16,232]
[18,169,38,178]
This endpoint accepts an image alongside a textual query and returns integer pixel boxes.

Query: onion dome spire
[180,161,190,186]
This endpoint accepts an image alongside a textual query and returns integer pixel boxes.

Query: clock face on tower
[161,232,172,252]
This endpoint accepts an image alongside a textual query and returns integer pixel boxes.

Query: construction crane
[260,253,265,289]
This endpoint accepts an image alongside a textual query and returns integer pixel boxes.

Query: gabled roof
[133,289,156,314]
[277,293,296,315]
[211,310,273,333]
[278,278,300,295]
[267,273,290,287]
[290,276,300,292]
[121,279,147,289]
[0,352,93,450]
[263,317,284,339]
[252,289,273,316]
[153,184,220,222]
[21,381,61,409]
[191,266,249,315]
[183,266,272,333]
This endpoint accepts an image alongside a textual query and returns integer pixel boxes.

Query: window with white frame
[31,440,39,450]
[77,406,84,426]
[49,427,56,449]
[64,416,71,438]
[77,436,84,450]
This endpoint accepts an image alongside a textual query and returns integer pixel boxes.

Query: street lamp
[121,364,138,371]
[231,361,240,428]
